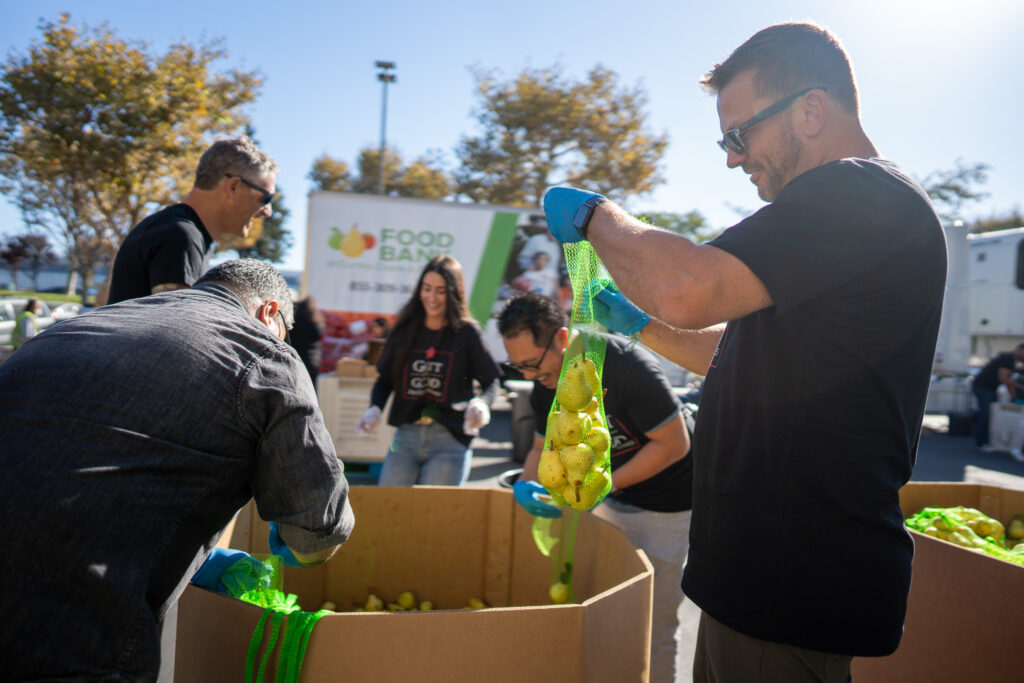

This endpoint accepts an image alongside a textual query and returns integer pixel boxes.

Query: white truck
[926,224,1024,440]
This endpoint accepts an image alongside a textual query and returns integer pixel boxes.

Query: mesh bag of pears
[537,241,615,512]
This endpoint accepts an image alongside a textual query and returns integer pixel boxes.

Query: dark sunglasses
[226,173,274,206]
[503,328,558,372]
[717,86,827,155]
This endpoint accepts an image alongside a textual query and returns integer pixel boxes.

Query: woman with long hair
[355,255,502,485]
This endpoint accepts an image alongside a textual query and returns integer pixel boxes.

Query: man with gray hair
[0,259,354,680]
[108,136,279,304]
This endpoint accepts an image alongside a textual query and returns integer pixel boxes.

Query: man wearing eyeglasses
[107,136,277,304]
[543,22,946,683]
[497,291,693,683]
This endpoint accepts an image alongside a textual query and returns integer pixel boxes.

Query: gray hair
[193,136,279,190]
[195,259,294,327]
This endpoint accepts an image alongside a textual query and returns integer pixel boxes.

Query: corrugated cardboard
[852,482,1024,682]
[176,486,654,682]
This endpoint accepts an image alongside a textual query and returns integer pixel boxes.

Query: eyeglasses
[226,173,274,206]
[716,86,827,155]
[277,310,291,344]
[503,329,558,372]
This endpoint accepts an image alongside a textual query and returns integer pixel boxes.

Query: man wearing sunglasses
[108,136,277,304]
[543,22,946,683]
[497,291,693,683]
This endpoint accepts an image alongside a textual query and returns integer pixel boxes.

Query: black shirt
[683,158,946,657]
[371,322,501,446]
[108,204,214,304]
[974,351,1018,392]
[530,335,692,512]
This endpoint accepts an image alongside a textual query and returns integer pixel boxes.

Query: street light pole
[375,61,396,195]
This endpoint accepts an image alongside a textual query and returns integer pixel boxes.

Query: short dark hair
[497,292,567,346]
[701,22,859,115]
[193,136,279,190]
[194,259,294,327]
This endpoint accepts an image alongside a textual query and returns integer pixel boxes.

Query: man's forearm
[638,319,725,375]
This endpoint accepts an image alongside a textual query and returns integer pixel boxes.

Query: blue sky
[1,0,1021,271]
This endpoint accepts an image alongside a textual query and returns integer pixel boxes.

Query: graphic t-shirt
[530,335,692,512]
[372,322,501,446]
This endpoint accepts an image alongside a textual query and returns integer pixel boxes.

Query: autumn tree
[0,14,261,300]
[969,208,1024,235]
[309,147,450,199]
[454,65,667,207]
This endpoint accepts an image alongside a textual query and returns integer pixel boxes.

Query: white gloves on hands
[461,397,490,436]
[355,405,382,438]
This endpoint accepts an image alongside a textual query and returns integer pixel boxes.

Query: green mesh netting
[220,553,331,683]
[905,507,1024,568]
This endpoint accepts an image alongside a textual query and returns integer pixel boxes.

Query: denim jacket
[0,284,354,680]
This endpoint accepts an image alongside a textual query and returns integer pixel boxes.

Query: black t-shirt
[108,204,214,304]
[682,158,946,657]
[973,352,1018,392]
[531,335,692,512]
[371,322,501,446]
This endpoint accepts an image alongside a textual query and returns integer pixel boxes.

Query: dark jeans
[972,385,997,446]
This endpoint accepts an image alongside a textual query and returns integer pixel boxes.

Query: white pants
[593,498,691,683]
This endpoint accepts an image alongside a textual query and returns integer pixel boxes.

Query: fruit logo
[329,225,376,257]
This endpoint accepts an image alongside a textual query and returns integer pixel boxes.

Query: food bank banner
[306,192,550,370]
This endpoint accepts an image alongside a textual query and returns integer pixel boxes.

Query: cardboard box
[316,375,394,462]
[852,482,1024,682]
[175,487,654,682]
[335,358,379,378]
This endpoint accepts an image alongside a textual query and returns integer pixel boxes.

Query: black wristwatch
[572,196,606,240]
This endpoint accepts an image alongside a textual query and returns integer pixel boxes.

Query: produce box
[316,375,394,462]
[851,482,1024,682]
[174,486,654,682]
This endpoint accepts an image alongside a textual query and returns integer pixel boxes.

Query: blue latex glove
[190,548,272,595]
[268,521,303,567]
[513,480,563,519]
[542,187,606,244]
[588,279,651,336]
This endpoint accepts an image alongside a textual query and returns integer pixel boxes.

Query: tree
[970,208,1024,235]
[454,64,667,207]
[0,235,29,289]
[308,147,450,199]
[17,233,56,289]
[918,159,990,223]
[0,14,261,301]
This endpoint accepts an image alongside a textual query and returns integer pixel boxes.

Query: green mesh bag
[536,241,614,512]
[905,507,1024,568]
[220,553,333,683]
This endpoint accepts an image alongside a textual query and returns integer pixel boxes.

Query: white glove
[461,398,490,436]
[355,405,382,438]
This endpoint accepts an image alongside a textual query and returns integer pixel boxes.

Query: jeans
[378,422,472,486]
[593,497,692,683]
[972,385,997,446]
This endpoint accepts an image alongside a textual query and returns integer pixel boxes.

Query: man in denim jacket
[0,259,355,681]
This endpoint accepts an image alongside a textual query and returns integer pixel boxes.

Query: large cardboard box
[175,487,654,682]
[852,482,1024,682]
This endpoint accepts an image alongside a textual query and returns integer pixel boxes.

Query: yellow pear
[545,410,565,449]
[556,363,593,412]
[583,426,610,457]
[340,226,366,257]
[538,443,568,491]
[579,356,602,397]
[573,469,612,511]
[559,442,595,487]
[549,581,570,604]
[557,411,591,446]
